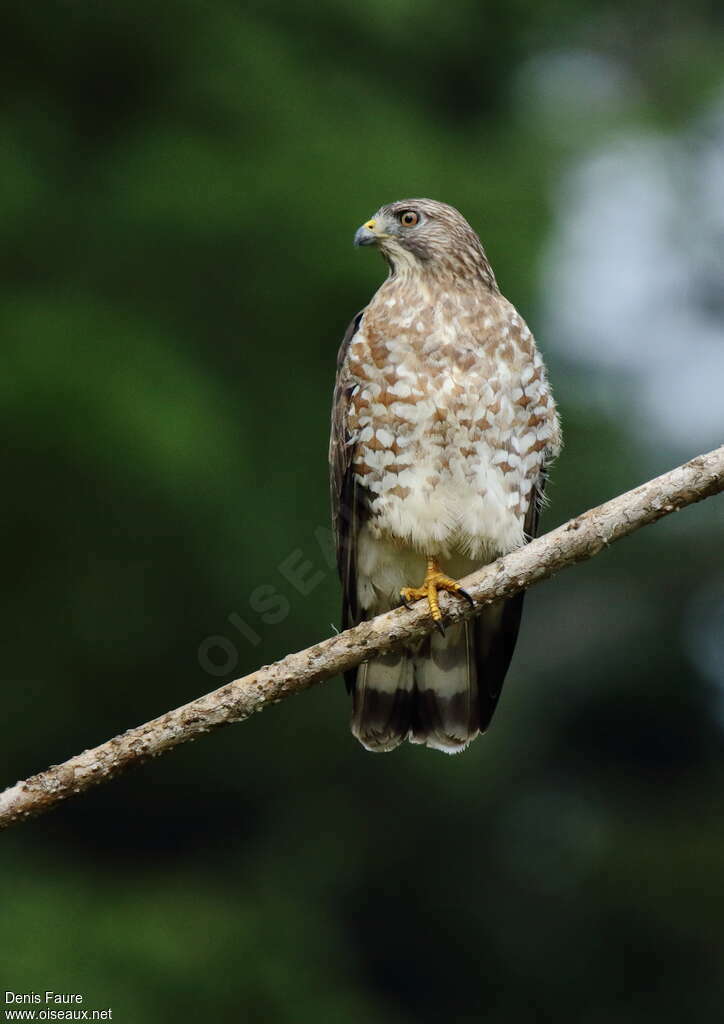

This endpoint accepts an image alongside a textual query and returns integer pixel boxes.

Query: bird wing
[473,464,550,731]
[329,311,367,650]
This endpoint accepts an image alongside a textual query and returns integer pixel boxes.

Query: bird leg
[400,556,474,635]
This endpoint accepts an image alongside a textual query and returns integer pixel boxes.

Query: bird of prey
[330,199,560,754]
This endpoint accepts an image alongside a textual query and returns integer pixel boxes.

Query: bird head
[353,198,496,288]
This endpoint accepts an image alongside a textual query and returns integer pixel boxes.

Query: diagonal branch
[2,445,723,831]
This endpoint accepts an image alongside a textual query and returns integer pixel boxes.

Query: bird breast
[343,285,558,559]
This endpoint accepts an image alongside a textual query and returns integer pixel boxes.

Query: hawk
[330,199,560,754]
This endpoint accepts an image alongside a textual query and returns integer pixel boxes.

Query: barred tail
[349,596,524,754]
[409,621,480,753]
[351,649,415,752]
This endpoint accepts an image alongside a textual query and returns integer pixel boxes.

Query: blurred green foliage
[2,1,724,1021]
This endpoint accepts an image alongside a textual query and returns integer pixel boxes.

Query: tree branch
[2,445,723,831]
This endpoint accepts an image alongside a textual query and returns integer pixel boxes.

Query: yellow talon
[400,557,474,632]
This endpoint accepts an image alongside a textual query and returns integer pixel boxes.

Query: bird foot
[400,558,474,635]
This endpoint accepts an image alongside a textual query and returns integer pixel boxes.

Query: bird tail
[409,621,480,753]
[350,648,415,753]
[350,597,524,754]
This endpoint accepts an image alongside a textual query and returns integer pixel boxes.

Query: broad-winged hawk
[330,199,560,754]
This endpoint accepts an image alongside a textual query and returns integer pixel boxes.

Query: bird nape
[330,198,560,754]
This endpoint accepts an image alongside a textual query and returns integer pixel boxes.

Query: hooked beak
[354,219,378,247]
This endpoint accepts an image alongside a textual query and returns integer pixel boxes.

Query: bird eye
[399,210,419,227]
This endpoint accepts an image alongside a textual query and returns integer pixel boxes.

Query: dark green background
[2,2,724,1021]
